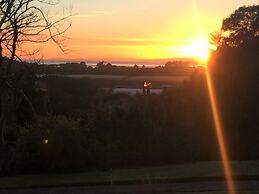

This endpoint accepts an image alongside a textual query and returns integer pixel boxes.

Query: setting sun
[1,1,259,193]
[28,0,257,62]
[181,40,211,61]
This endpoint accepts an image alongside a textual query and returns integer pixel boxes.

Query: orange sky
[28,0,259,62]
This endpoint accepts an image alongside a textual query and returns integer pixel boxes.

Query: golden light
[43,139,49,145]
[205,69,236,194]
[181,40,210,61]
[191,0,236,193]
[144,82,152,88]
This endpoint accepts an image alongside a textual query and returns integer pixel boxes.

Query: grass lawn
[1,160,259,189]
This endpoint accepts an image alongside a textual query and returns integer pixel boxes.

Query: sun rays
[181,40,210,61]
[192,0,237,193]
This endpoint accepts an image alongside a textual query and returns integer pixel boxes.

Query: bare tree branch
[0,0,71,145]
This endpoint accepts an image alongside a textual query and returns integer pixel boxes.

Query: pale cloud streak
[73,10,111,18]
[71,37,202,47]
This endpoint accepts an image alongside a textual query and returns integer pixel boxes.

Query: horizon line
[26,57,198,64]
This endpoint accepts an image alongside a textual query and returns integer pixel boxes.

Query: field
[45,74,190,88]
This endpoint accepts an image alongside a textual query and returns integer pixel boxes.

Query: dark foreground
[1,180,259,194]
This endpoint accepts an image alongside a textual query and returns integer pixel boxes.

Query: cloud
[71,37,199,48]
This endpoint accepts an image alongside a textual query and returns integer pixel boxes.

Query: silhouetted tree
[212,5,259,48]
[209,4,259,159]
[0,0,71,147]
[96,61,105,69]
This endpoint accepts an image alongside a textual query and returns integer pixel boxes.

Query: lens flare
[206,68,236,194]
[181,40,210,61]
[191,0,236,193]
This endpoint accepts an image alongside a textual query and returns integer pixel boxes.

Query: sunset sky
[37,0,259,63]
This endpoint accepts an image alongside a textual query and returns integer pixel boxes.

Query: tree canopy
[214,5,259,48]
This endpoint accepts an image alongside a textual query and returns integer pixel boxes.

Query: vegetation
[0,72,219,175]
[35,60,195,76]
[0,4,258,179]
[0,0,71,145]
[209,4,259,160]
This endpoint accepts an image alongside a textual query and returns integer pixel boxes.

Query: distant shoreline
[38,74,190,81]
[38,62,164,68]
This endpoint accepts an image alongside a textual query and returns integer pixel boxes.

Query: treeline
[209,5,259,159]
[0,4,259,176]
[36,60,195,76]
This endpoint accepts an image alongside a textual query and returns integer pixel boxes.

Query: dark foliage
[0,71,221,175]
[36,60,195,76]
[1,5,259,176]
[209,4,259,159]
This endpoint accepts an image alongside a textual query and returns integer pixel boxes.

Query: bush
[14,115,98,173]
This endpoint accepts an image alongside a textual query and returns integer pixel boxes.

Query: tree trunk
[0,90,9,146]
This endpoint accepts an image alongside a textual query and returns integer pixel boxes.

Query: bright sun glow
[181,40,211,61]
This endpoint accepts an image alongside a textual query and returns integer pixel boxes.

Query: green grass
[1,160,259,189]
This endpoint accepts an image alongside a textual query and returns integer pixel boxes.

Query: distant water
[41,61,163,68]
